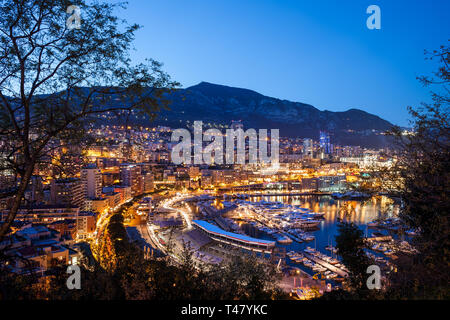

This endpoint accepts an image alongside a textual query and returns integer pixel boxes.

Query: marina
[181,193,417,290]
[210,194,408,277]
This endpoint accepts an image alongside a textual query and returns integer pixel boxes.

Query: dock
[303,252,348,278]
[366,235,393,242]
[283,231,304,243]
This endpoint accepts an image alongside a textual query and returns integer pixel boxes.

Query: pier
[283,232,303,243]
[303,252,348,278]
[231,192,332,197]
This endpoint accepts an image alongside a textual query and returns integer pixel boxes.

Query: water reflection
[244,195,398,225]
[221,194,400,274]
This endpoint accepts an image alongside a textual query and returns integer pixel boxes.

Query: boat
[329,258,340,265]
[304,211,325,219]
[303,260,314,268]
[325,245,338,253]
[274,233,293,244]
[304,247,316,254]
[302,234,315,242]
[297,220,321,229]
[312,265,324,272]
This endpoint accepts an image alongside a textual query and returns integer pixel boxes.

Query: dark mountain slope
[151,82,393,148]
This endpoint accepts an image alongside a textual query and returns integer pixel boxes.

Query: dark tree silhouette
[328,42,449,300]
[381,43,450,299]
[0,0,178,239]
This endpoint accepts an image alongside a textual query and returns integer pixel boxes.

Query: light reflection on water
[223,195,400,274]
[245,194,398,225]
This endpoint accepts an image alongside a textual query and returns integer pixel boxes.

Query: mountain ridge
[16,81,393,148]
[152,81,393,148]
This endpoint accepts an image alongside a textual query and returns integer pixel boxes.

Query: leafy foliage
[381,43,450,299]
[0,0,178,240]
[1,208,288,300]
[326,42,450,300]
[334,221,373,291]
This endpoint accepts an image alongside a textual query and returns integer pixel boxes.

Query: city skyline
[0,0,448,304]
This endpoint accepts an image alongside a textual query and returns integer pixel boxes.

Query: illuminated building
[317,175,347,192]
[81,163,102,199]
[113,185,132,203]
[143,172,155,193]
[120,164,143,197]
[1,205,79,223]
[303,138,313,158]
[50,178,84,208]
[85,197,109,213]
[0,225,79,275]
[24,175,44,204]
[76,212,97,240]
[319,131,332,155]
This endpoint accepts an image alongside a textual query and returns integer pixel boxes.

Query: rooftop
[192,220,275,246]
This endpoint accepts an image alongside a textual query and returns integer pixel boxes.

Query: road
[136,192,207,266]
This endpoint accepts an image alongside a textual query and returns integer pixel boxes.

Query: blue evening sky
[116,0,449,126]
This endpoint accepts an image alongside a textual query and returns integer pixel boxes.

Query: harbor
[148,192,416,294]
[207,194,410,279]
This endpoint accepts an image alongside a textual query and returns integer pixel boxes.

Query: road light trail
[145,192,193,264]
